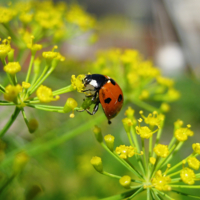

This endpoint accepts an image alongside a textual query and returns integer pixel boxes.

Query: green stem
[166,153,195,175]
[0,107,21,137]
[141,138,147,173]
[25,54,35,83]
[0,84,5,93]
[52,85,75,95]
[168,136,176,150]
[0,101,15,106]
[147,188,150,200]
[21,108,29,127]
[28,64,49,94]
[170,185,200,189]
[130,126,145,176]
[152,188,173,200]
[27,104,64,113]
[102,171,122,179]
[127,187,144,200]
[127,131,134,147]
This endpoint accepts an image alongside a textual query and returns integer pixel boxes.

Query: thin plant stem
[25,54,35,83]
[141,138,147,173]
[0,107,21,137]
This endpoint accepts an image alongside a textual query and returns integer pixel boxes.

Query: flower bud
[93,125,103,143]
[63,98,78,113]
[104,134,115,151]
[28,119,39,133]
[119,175,131,189]
[90,156,103,173]
[13,151,29,173]
[160,103,170,112]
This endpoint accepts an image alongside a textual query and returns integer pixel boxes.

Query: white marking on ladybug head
[90,79,98,87]
[107,80,111,83]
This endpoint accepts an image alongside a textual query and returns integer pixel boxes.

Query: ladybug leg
[91,91,98,101]
[85,101,99,115]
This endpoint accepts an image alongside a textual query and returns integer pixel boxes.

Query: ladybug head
[83,75,92,87]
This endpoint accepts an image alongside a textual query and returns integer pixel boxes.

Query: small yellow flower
[175,125,193,142]
[174,119,183,129]
[90,156,103,173]
[0,37,11,59]
[151,170,171,191]
[135,118,158,139]
[115,145,136,159]
[154,144,169,158]
[4,62,21,75]
[124,107,135,119]
[180,167,195,185]
[0,7,15,23]
[156,76,174,88]
[104,134,115,151]
[122,118,133,133]
[187,157,200,170]
[139,110,164,128]
[55,52,65,62]
[4,84,22,102]
[19,13,33,24]
[192,143,200,154]
[22,81,31,89]
[27,36,42,54]
[165,88,180,102]
[120,49,139,64]
[36,85,60,103]
[119,175,131,189]
[42,46,58,62]
[71,74,85,92]
[150,157,156,165]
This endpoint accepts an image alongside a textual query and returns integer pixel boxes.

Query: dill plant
[0,1,199,200]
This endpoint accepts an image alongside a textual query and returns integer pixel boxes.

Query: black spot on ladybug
[104,98,112,104]
[118,94,123,102]
[110,79,116,85]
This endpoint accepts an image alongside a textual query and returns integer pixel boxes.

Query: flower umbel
[91,109,199,199]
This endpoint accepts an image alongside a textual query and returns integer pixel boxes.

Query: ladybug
[81,74,123,124]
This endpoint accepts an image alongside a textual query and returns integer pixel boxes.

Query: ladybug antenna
[108,120,112,125]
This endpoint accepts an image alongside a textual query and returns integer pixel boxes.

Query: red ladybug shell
[99,77,123,120]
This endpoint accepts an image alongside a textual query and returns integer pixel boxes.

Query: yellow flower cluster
[153,144,169,158]
[151,170,171,191]
[174,124,194,141]
[89,49,180,110]
[115,145,136,159]
[0,0,96,46]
